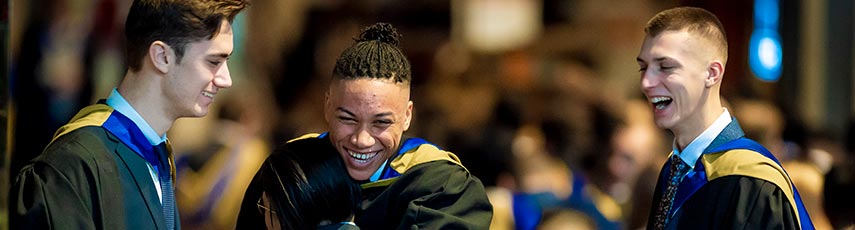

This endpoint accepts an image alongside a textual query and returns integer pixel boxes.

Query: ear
[149,41,173,74]
[324,90,333,122]
[706,60,725,87]
[403,101,414,131]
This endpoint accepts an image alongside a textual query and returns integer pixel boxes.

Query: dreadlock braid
[333,22,412,84]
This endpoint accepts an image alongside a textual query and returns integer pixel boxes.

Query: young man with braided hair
[238,23,493,229]
[11,0,248,229]
[636,6,814,230]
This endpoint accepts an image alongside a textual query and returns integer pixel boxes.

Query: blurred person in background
[172,79,273,229]
[236,137,361,230]
[636,6,814,229]
[10,0,248,229]
[9,0,96,180]
[487,123,623,230]
[239,22,492,229]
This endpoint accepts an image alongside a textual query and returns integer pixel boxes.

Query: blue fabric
[512,193,542,230]
[102,112,165,178]
[670,155,708,217]
[378,137,433,180]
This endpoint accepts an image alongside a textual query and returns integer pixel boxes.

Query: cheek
[331,125,353,141]
[172,67,202,91]
[376,131,398,148]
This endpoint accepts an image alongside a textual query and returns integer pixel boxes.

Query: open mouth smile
[650,96,673,110]
[347,149,381,163]
[202,91,215,99]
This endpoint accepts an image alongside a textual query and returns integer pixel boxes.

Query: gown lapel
[112,137,166,230]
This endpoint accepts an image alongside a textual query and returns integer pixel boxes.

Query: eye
[374,119,393,127]
[338,116,357,124]
[209,60,223,66]
[638,66,647,72]
[659,62,678,71]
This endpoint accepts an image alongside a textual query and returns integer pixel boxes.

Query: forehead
[185,20,234,56]
[329,78,409,107]
[638,30,695,60]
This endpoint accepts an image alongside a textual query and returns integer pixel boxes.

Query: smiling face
[637,30,723,143]
[324,78,413,180]
[164,19,234,119]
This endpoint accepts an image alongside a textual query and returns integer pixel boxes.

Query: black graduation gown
[10,104,177,230]
[236,134,493,230]
[356,159,493,229]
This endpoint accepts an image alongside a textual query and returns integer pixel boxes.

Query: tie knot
[669,155,689,182]
[152,140,174,179]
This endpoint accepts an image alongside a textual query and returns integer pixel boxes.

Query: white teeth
[650,96,672,110]
[650,96,671,103]
[202,91,214,98]
[348,150,379,162]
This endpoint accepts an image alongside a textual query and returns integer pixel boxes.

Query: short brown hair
[644,7,728,63]
[124,0,249,71]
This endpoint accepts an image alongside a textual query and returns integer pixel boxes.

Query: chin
[653,119,674,130]
[191,106,210,117]
[348,171,370,181]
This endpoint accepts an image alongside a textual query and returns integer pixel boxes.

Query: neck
[674,97,723,150]
[118,70,173,136]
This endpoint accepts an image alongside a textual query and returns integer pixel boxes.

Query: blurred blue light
[755,0,779,29]
[749,29,782,82]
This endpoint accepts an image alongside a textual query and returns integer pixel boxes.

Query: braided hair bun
[334,22,411,83]
[356,22,401,46]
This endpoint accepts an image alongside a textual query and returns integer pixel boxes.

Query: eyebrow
[209,53,231,59]
[336,108,393,118]
[337,108,356,117]
[636,56,672,63]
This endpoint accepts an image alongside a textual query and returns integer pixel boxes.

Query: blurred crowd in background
[4,0,855,229]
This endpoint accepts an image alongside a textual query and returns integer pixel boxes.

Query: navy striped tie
[155,140,176,230]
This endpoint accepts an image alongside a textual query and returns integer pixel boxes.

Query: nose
[640,70,657,90]
[214,63,232,89]
[351,127,375,148]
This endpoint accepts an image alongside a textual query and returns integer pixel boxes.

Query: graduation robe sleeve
[356,160,493,230]
[10,128,124,230]
[12,161,99,229]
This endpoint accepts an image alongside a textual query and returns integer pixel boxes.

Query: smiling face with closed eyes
[637,29,724,147]
[324,78,413,181]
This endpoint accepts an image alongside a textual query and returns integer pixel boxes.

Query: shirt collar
[672,108,732,169]
[106,88,167,145]
[369,159,388,182]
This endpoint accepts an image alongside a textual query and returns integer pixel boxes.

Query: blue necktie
[154,140,176,230]
[654,155,688,230]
